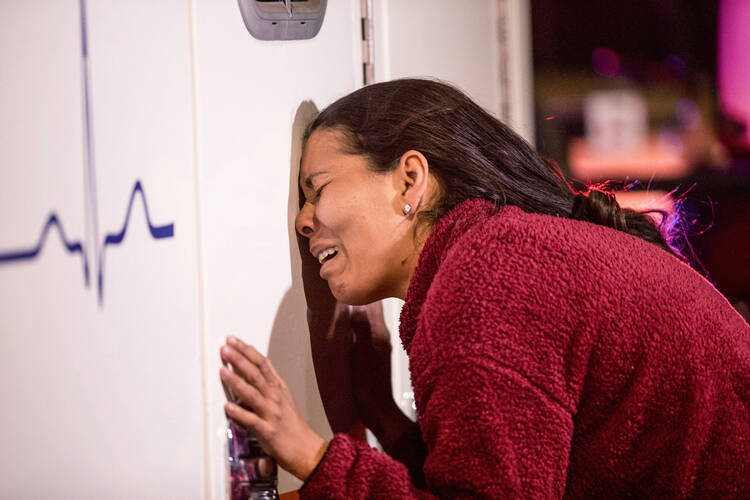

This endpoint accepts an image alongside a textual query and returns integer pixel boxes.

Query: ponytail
[571,188,684,260]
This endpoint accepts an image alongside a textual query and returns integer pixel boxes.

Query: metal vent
[237,0,327,41]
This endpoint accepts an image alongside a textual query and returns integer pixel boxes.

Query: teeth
[317,247,338,264]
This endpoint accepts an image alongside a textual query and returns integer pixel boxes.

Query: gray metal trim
[237,0,327,41]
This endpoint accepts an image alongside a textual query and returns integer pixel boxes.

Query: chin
[329,279,382,305]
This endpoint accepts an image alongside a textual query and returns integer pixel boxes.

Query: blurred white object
[584,90,648,155]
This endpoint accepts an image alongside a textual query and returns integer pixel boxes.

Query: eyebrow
[302,171,327,189]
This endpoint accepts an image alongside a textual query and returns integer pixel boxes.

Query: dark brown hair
[304,78,685,260]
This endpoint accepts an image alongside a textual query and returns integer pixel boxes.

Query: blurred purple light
[718,0,750,146]
[592,47,620,77]
[665,54,687,79]
[676,98,701,130]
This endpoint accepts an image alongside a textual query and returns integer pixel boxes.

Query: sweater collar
[399,198,499,351]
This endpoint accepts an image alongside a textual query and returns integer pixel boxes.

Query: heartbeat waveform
[0,180,175,303]
[0,0,174,305]
[0,214,89,282]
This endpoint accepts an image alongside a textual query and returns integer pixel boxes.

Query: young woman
[219,79,750,498]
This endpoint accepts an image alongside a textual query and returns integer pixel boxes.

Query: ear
[394,150,430,213]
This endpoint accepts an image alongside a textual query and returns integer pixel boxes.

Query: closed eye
[312,182,329,202]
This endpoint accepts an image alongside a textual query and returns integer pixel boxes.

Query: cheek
[313,198,339,231]
[317,190,362,234]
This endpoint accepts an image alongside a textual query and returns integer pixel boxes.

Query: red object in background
[718,0,750,152]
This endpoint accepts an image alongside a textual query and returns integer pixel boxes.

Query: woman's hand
[220,336,328,481]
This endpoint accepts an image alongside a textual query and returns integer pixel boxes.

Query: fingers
[224,400,269,436]
[218,338,328,480]
[221,337,288,393]
[227,336,265,365]
[220,359,237,403]
[220,345,270,396]
[220,365,268,416]
[259,355,285,388]
[227,336,282,385]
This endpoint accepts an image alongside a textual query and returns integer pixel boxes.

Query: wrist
[294,436,329,482]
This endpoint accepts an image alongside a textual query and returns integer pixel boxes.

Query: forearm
[300,433,438,499]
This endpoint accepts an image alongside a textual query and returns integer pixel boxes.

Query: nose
[295,202,315,238]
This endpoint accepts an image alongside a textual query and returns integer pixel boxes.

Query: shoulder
[412,207,615,409]
[429,205,665,302]
[427,205,740,338]
[432,204,698,304]
[419,205,627,347]
[412,205,742,408]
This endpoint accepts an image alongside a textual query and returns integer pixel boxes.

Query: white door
[0,1,203,498]
[192,0,363,495]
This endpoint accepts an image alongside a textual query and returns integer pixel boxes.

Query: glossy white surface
[191,0,361,494]
[372,0,501,115]
[0,1,204,498]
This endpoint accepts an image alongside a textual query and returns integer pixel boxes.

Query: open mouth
[317,247,339,265]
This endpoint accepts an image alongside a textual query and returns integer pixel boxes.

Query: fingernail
[225,402,235,413]
[227,336,240,345]
[219,366,229,379]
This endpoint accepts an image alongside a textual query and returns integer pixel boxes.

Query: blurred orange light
[568,137,690,180]
[614,190,673,215]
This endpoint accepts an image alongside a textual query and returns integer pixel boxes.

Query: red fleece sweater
[300,199,750,498]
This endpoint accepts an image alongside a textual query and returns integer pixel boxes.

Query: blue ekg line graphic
[0,180,175,304]
[0,0,175,305]
[103,181,175,246]
[96,181,175,301]
[0,214,89,284]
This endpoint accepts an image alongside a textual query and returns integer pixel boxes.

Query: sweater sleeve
[298,432,437,499]
[300,354,573,499]
[418,355,573,497]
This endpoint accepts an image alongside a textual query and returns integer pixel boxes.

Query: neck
[395,226,431,300]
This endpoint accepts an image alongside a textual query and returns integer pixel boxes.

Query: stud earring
[403,204,412,215]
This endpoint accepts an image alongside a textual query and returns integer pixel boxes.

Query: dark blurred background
[530,0,750,320]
